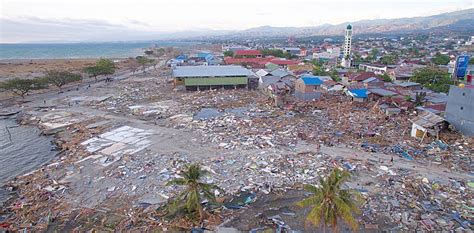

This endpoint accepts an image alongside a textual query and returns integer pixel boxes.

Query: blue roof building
[300,76,323,85]
[347,88,368,102]
[295,76,324,101]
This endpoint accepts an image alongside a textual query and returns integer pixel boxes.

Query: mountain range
[205,8,474,40]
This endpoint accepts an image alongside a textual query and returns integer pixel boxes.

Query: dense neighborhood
[1,15,474,233]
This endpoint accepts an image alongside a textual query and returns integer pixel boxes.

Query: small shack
[410,111,446,140]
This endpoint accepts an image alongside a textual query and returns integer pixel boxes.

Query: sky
[1,0,473,43]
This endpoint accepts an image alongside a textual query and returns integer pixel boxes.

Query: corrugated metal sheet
[410,111,445,128]
[184,77,248,86]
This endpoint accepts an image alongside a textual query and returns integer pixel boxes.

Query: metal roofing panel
[368,88,398,96]
[301,77,323,85]
[173,65,252,78]
[348,89,368,98]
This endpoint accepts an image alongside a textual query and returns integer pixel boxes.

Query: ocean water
[0,41,197,60]
[0,117,57,205]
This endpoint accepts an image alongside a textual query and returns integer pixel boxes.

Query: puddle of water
[0,116,57,205]
[193,108,223,120]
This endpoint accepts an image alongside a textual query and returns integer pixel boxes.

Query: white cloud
[1,0,473,42]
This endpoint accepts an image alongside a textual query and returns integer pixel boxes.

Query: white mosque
[340,24,353,68]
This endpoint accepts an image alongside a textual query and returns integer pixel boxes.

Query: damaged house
[410,111,446,139]
[294,76,324,101]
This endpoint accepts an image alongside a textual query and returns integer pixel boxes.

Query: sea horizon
[0,41,199,60]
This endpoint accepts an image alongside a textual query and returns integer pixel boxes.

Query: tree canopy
[296,169,361,232]
[223,50,234,57]
[380,73,393,82]
[431,53,450,65]
[380,55,397,65]
[0,78,45,98]
[136,56,154,73]
[43,70,82,91]
[83,58,116,80]
[260,48,295,59]
[166,164,220,223]
[411,67,453,93]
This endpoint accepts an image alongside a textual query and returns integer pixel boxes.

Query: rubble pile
[360,168,473,231]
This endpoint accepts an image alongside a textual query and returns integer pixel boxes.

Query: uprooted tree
[0,78,46,98]
[165,163,220,224]
[43,70,82,92]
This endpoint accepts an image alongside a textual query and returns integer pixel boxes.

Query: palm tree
[297,168,361,232]
[166,164,219,223]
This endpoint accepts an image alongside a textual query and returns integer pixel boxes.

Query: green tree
[44,70,82,92]
[83,59,116,81]
[370,48,379,61]
[380,55,397,65]
[297,169,361,232]
[136,56,153,73]
[166,164,220,223]
[144,50,154,56]
[83,66,101,81]
[431,53,450,65]
[329,69,341,82]
[95,58,116,76]
[411,67,453,93]
[0,78,45,98]
[380,73,393,82]
[469,57,474,65]
[313,66,328,76]
[414,92,426,107]
[223,50,234,57]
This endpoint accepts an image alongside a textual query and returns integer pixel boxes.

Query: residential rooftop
[173,65,253,78]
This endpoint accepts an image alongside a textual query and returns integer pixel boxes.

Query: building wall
[295,80,320,93]
[183,76,248,86]
[445,85,474,136]
[295,91,322,101]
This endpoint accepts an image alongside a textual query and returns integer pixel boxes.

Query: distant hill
[213,8,474,39]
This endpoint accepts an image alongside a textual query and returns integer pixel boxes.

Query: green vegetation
[470,57,474,65]
[223,50,234,57]
[329,69,341,82]
[136,56,155,73]
[411,67,453,93]
[297,169,361,232]
[166,164,220,223]
[0,78,46,98]
[414,92,427,107]
[380,55,397,65]
[144,50,154,55]
[431,53,450,65]
[260,48,296,59]
[43,70,82,91]
[381,73,393,82]
[83,58,116,81]
[369,48,379,61]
